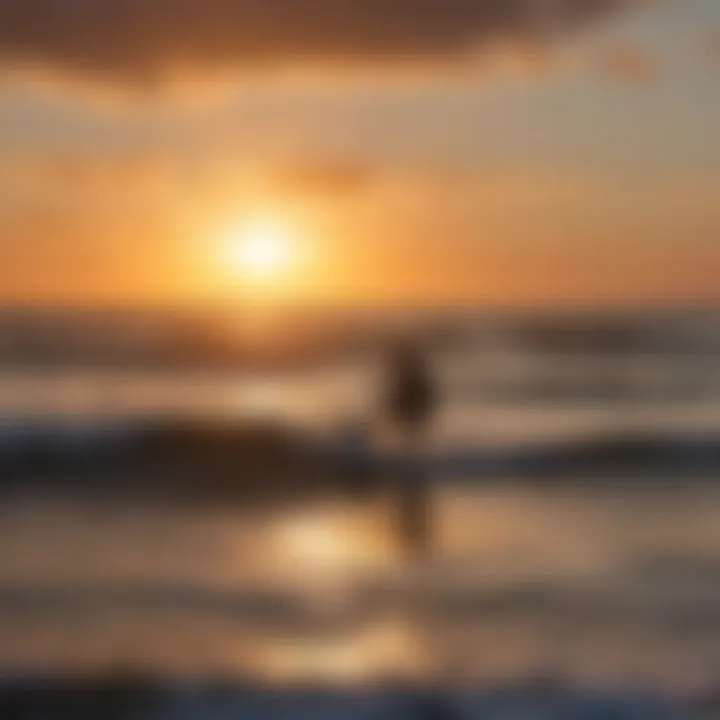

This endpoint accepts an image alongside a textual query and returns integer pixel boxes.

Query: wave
[0,674,692,719]
[1,418,720,485]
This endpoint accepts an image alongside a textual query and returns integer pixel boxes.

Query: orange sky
[0,0,719,307]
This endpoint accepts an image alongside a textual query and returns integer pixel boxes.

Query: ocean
[0,308,719,716]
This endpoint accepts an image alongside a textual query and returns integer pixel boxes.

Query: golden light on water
[277,506,397,573]
[256,620,426,684]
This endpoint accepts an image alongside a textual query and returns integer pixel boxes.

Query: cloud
[596,44,658,84]
[267,162,378,198]
[706,27,720,65]
[0,0,632,85]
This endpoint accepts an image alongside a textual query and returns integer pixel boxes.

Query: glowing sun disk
[228,218,299,283]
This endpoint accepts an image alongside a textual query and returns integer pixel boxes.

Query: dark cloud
[0,0,631,83]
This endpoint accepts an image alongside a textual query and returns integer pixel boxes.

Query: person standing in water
[382,342,458,710]
[382,338,439,561]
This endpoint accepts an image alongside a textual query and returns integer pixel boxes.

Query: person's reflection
[382,339,438,561]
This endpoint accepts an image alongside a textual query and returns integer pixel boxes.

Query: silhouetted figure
[384,341,437,438]
[382,340,438,561]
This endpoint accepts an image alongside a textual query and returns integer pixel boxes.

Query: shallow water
[1,482,719,690]
[2,365,720,455]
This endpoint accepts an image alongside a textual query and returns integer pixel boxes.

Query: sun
[226,217,299,285]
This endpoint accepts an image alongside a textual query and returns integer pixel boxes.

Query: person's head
[389,338,424,372]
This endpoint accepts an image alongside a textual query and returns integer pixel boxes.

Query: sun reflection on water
[275,504,398,574]
[255,619,427,685]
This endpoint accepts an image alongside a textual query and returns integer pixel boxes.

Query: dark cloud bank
[0,0,631,82]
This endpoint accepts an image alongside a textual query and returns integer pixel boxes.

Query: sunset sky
[0,0,718,307]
